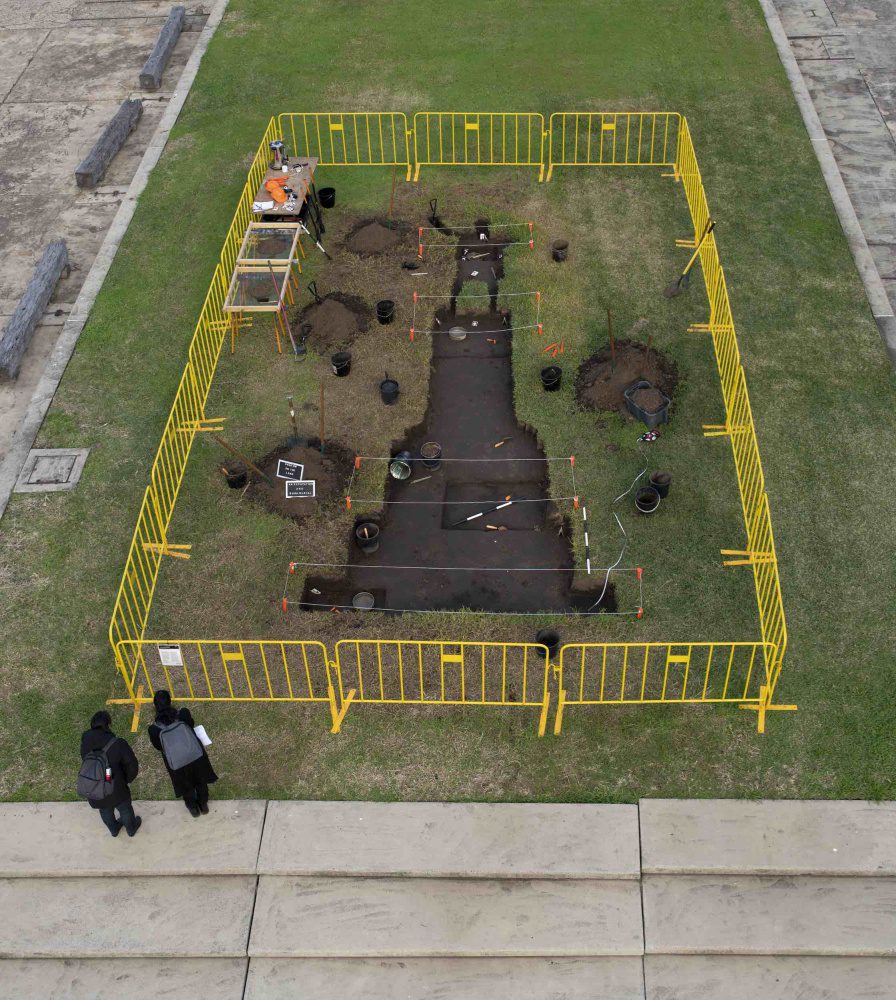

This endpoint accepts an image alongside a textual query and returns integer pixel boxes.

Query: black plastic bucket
[352,591,375,610]
[224,463,247,489]
[376,299,395,325]
[420,441,442,470]
[540,365,562,392]
[318,187,336,208]
[355,521,380,554]
[380,378,400,405]
[635,486,661,515]
[331,351,351,377]
[623,379,671,430]
[389,450,413,480]
[551,239,569,262]
[649,471,672,499]
[535,628,561,660]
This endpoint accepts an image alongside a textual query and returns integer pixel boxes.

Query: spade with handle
[664,220,715,298]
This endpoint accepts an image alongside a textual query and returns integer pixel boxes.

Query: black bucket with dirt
[551,239,569,262]
[420,441,442,470]
[355,521,380,554]
[376,299,395,325]
[541,366,562,392]
[224,463,248,489]
[380,377,400,405]
[624,380,671,429]
[318,187,336,208]
[331,351,351,377]
[635,487,661,515]
[649,471,672,498]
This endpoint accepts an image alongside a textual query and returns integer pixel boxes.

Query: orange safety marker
[528,238,534,250]
[637,607,644,619]
[354,456,361,469]
[573,496,579,509]
[536,290,541,304]
[413,290,418,303]
[528,221,533,233]
[346,496,352,510]
[537,323,543,336]
[637,567,643,580]
[282,597,288,613]
[289,561,296,575]
[570,455,576,466]
[409,327,415,341]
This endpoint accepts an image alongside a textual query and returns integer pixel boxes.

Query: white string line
[345,497,577,505]
[416,222,533,230]
[412,290,539,299]
[413,323,539,336]
[289,562,641,573]
[355,456,572,462]
[287,601,641,617]
[419,240,532,249]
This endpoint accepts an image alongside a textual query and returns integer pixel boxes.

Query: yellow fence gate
[107,107,793,736]
[277,112,413,179]
[412,112,546,181]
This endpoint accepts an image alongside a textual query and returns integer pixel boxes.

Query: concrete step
[249,876,643,957]
[644,955,896,999]
[259,801,640,878]
[0,958,249,999]
[643,875,896,956]
[245,957,645,999]
[0,801,266,876]
[0,876,257,958]
[640,799,896,875]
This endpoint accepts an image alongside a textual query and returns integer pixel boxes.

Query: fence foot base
[553,687,567,736]
[739,687,797,733]
[330,688,356,734]
[537,690,551,737]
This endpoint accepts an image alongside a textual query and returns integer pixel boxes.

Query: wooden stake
[319,379,325,454]
[212,434,273,485]
[287,395,300,443]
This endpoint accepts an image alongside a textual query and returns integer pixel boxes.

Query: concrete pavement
[765,0,896,365]
[0,799,893,998]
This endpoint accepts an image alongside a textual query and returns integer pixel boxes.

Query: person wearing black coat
[147,690,218,817]
[80,710,142,837]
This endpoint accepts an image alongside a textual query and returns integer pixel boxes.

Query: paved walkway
[0,799,893,998]
[767,0,896,363]
[0,0,225,517]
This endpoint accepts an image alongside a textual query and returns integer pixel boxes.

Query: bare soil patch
[575,339,678,413]
[345,219,407,256]
[293,293,370,353]
[246,439,355,522]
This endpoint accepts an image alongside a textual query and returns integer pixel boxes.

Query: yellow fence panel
[546,111,680,179]
[277,112,412,178]
[413,112,545,181]
[334,640,553,734]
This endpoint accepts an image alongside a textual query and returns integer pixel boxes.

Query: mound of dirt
[294,293,369,352]
[246,439,354,522]
[575,339,678,413]
[346,220,402,255]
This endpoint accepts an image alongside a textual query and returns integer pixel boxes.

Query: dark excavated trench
[302,224,612,614]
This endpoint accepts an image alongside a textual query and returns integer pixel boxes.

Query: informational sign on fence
[285,480,315,499]
[157,644,183,667]
[277,460,304,480]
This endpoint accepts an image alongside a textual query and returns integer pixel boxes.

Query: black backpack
[76,736,118,802]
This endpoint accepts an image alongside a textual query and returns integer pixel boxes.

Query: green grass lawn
[1,0,894,803]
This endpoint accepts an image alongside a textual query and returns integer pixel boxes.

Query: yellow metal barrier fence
[553,641,777,733]
[412,112,546,181]
[333,640,553,735]
[546,111,680,179]
[277,112,412,179]
[108,116,281,701]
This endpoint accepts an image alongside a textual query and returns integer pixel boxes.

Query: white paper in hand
[193,724,212,747]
